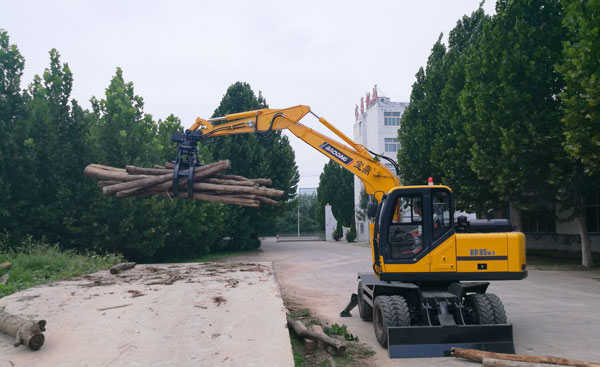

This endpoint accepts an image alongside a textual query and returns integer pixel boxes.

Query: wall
[525,233,600,254]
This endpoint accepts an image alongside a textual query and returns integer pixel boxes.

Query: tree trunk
[286,317,346,354]
[0,310,46,350]
[510,202,523,232]
[110,262,137,274]
[575,214,594,267]
[451,347,600,367]
[482,357,572,367]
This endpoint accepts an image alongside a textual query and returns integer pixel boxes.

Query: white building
[352,86,407,242]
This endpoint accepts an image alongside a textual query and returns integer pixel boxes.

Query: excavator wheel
[357,281,372,321]
[484,293,508,324]
[465,294,494,325]
[373,295,411,348]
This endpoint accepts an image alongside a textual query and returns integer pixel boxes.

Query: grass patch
[286,305,374,367]
[0,236,124,298]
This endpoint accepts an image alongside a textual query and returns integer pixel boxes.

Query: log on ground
[451,348,600,367]
[286,317,346,354]
[0,310,46,351]
[482,357,573,367]
[110,262,137,275]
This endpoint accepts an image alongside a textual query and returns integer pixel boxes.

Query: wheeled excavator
[170,105,527,358]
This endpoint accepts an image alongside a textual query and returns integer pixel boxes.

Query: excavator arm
[187,105,399,202]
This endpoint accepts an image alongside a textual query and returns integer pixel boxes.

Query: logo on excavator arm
[319,142,354,165]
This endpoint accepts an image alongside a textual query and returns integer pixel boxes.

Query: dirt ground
[0,262,293,367]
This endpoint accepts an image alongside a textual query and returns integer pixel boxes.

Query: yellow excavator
[171,105,527,358]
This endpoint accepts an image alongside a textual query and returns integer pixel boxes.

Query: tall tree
[208,82,299,249]
[0,30,25,235]
[397,36,446,186]
[85,68,166,260]
[553,0,600,266]
[558,0,600,176]
[315,160,354,229]
[461,0,565,230]
[432,8,502,215]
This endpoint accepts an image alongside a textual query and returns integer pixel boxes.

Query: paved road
[231,238,600,366]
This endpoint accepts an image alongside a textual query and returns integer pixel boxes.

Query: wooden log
[115,161,232,198]
[84,165,150,182]
[153,164,165,169]
[451,348,600,367]
[213,174,251,182]
[164,162,175,169]
[98,180,121,188]
[87,164,126,172]
[189,182,284,197]
[310,324,339,355]
[256,195,280,206]
[0,309,46,350]
[482,358,572,367]
[250,178,272,186]
[201,178,258,187]
[106,160,230,195]
[286,317,346,354]
[182,193,259,207]
[0,261,12,270]
[0,273,8,285]
[214,175,271,186]
[110,262,137,274]
[126,166,173,175]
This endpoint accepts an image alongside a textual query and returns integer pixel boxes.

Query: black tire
[373,295,411,348]
[465,294,494,325]
[484,293,507,324]
[357,281,373,321]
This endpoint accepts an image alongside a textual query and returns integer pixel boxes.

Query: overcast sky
[1,0,495,188]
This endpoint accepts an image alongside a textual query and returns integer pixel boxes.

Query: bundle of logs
[83,160,283,207]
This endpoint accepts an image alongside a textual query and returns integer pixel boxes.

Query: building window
[384,111,401,126]
[359,223,364,234]
[522,208,556,233]
[384,138,399,152]
[585,191,600,233]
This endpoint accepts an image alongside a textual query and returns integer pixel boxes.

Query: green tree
[553,0,600,266]
[461,0,565,230]
[558,0,600,175]
[316,160,354,229]
[208,82,299,249]
[0,30,26,236]
[85,68,166,260]
[432,7,502,215]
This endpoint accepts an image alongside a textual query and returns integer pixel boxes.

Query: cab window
[386,195,423,260]
[432,190,451,241]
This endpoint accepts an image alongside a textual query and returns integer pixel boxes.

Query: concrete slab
[0,262,293,367]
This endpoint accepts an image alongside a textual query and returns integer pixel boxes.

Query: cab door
[429,188,457,272]
[379,189,431,273]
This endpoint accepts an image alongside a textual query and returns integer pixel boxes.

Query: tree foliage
[558,0,600,176]
[398,1,600,265]
[316,160,354,228]
[208,82,299,249]
[0,32,288,262]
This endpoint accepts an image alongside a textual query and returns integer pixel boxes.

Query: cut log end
[23,333,45,351]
